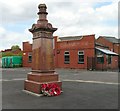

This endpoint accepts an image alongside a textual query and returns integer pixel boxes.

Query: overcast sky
[0,0,119,50]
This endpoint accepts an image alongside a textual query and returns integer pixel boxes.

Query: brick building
[22,41,32,67]
[96,36,120,70]
[22,35,119,70]
[96,36,120,54]
[54,35,119,70]
[1,48,22,55]
[54,34,95,69]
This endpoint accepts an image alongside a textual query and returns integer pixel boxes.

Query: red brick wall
[96,37,120,54]
[95,54,118,70]
[113,44,120,54]
[111,56,118,69]
[54,35,95,69]
[95,54,107,70]
[23,35,119,70]
[22,42,32,67]
[96,37,119,70]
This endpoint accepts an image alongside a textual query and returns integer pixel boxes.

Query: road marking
[1,78,119,85]
[12,78,26,81]
[23,90,43,97]
[63,79,119,85]
[1,78,26,81]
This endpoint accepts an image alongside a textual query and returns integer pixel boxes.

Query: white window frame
[78,51,84,64]
[64,51,70,64]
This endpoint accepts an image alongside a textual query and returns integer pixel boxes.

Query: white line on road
[1,78,119,85]
[63,79,119,85]
[1,78,26,81]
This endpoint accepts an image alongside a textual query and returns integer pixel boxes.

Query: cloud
[0,0,119,50]
[0,27,5,34]
[0,26,32,50]
[51,2,118,37]
[0,0,37,23]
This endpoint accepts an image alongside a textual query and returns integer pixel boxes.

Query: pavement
[1,68,119,110]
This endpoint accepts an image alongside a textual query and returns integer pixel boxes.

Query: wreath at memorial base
[41,83,61,96]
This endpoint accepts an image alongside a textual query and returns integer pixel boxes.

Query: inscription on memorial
[45,39,53,70]
[33,32,42,39]
[33,31,52,39]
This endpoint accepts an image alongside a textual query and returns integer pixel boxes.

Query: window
[78,51,84,64]
[96,50,104,64]
[28,53,32,63]
[97,55,104,64]
[64,51,70,64]
[107,55,111,64]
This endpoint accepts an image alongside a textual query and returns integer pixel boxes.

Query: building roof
[95,47,118,55]
[99,36,120,44]
[58,34,95,41]
[59,36,83,41]
[1,49,12,52]
[95,42,109,48]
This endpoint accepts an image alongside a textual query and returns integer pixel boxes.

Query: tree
[1,45,22,57]
[11,45,20,51]
[2,52,14,57]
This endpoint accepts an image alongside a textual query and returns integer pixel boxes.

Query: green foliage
[0,52,2,58]
[16,51,23,56]
[11,45,20,51]
[2,52,14,57]
[1,45,22,57]
[2,51,23,57]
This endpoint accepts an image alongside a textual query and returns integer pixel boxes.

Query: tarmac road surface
[1,68,119,109]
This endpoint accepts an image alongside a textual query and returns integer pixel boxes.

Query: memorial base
[24,71,62,94]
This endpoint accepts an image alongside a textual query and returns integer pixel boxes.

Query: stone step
[24,80,62,94]
[27,73,59,82]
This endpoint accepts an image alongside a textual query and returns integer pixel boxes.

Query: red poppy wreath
[41,83,61,96]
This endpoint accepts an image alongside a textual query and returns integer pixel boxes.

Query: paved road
[2,68,118,83]
[1,68,119,109]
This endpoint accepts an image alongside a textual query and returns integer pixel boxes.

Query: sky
[0,0,119,50]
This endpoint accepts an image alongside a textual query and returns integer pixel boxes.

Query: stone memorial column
[24,4,62,94]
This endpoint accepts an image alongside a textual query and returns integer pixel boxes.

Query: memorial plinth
[24,4,62,94]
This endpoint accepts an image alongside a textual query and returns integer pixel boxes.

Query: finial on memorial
[29,3,57,33]
[24,3,62,95]
[38,4,48,15]
[37,4,48,21]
